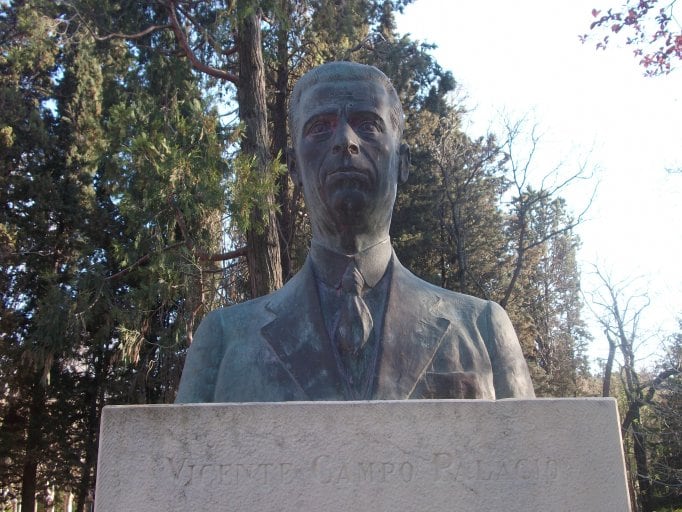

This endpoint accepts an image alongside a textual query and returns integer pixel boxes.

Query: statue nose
[332,124,359,155]
[332,141,359,155]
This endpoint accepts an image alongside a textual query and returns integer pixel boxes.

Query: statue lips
[325,166,373,190]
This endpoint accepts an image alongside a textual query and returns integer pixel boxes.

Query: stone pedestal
[95,399,630,511]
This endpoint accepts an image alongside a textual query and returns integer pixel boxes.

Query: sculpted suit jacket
[176,253,535,402]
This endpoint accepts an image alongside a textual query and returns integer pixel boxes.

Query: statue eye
[356,119,381,134]
[306,119,334,137]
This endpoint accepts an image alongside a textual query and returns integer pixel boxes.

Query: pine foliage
[0,1,646,510]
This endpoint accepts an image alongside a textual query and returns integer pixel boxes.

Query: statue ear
[398,143,410,183]
[287,148,301,187]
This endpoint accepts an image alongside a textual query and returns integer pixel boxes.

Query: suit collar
[309,238,392,288]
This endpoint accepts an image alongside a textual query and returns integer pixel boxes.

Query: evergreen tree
[507,196,590,395]
[59,0,284,298]
[1,3,228,509]
[1,2,71,507]
[0,2,598,508]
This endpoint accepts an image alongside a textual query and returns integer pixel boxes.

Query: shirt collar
[309,238,392,288]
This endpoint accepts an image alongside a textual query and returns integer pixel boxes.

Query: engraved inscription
[165,452,558,489]
[166,458,298,487]
[312,455,415,484]
[432,452,558,483]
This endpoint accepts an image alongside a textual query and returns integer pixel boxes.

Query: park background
[397,0,682,365]
[0,1,680,511]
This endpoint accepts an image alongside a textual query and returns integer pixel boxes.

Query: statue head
[287,62,410,252]
[288,62,406,145]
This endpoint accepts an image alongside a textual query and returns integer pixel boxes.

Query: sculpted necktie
[333,260,374,357]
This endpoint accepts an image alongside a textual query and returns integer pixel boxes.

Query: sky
[396,0,682,365]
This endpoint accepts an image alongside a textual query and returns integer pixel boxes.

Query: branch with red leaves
[580,0,681,76]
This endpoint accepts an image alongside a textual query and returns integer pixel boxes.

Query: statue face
[291,79,405,239]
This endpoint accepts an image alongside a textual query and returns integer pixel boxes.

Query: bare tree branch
[621,367,682,431]
[57,1,171,41]
[206,247,248,262]
[90,23,172,41]
[175,3,238,57]
[163,0,239,83]
[105,242,184,281]
[498,117,595,308]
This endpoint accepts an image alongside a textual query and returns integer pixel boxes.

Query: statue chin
[329,188,369,225]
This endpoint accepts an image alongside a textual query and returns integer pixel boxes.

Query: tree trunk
[272,5,294,281]
[237,11,283,297]
[602,331,616,397]
[20,377,44,512]
[20,458,37,512]
[75,352,104,512]
[631,412,653,512]
[438,203,448,288]
[500,213,527,309]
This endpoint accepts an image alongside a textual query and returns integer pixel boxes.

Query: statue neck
[312,229,390,255]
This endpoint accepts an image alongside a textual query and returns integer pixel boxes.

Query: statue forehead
[296,80,387,112]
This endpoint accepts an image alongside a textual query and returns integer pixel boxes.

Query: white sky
[397,0,682,365]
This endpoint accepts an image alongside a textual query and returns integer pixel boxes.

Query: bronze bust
[176,62,535,402]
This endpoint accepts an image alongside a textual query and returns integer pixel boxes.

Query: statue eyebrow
[302,111,338,134]
[348,110,385,128]
[300,104,384,135]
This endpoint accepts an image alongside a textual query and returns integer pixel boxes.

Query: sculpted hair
[288,61,405,144]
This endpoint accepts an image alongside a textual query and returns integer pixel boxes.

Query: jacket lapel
[260,259,346,400]
[375,258,452,399]
[260,255,452,401]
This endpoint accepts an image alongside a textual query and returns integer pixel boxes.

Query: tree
[591,270,682,511]
[394,108,507,297]
[61,0,283,298]
[644,326,682,509]
[582,0,682,76]
[0,3,73,508]
[0,2,229,509]
[237,10,283,296]
[515,198,591,396]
